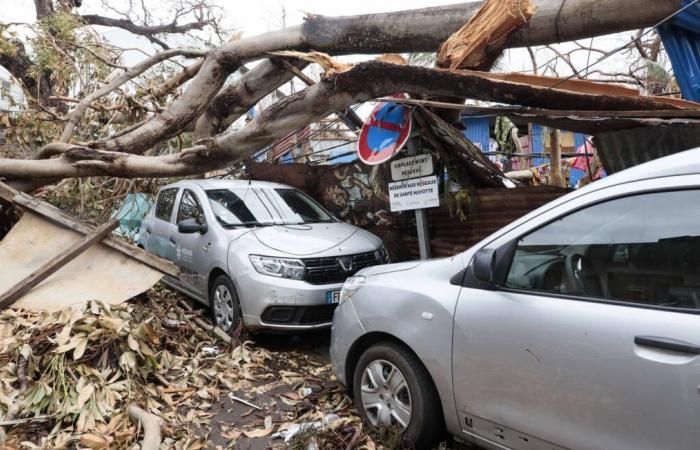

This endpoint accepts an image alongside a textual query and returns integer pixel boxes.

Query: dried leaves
[0,288,387,449]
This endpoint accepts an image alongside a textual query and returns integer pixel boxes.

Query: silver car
[331,147,700,450]
[139,180,387,332]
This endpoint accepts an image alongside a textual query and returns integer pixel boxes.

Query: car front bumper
[234,269,345,330]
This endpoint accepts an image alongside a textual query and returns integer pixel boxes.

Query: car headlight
[339,276,365,304]
[249,255,305,280]
[375,245,390,263]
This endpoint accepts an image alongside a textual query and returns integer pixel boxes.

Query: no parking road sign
[357,95,412,165]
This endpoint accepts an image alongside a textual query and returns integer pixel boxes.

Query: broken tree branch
[4,61,699,182]
[127,405,162,450]
[438,0,536,70]
[59,47,206,142]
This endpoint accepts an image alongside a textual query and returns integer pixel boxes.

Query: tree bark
[193,58,308,140]
[549,128,565,187]
[0,39,54,106]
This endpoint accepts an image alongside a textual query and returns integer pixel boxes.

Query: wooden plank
[0,182,178,277]
[0,183,15,203]
[0,219,119,310]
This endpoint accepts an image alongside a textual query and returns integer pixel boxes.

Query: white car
[331,147,700,449]
[140,179,388,332]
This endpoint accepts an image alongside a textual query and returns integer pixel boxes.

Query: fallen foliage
[0,287,396,449]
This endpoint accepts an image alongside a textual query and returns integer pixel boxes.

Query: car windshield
[206,187,333,227]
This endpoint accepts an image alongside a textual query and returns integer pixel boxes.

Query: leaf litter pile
[0,287,404,449]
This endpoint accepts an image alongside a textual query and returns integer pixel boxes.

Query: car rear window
[155,188,178,222]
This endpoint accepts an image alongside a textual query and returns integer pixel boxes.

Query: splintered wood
[437,0,536,70]
[271,51,406,78]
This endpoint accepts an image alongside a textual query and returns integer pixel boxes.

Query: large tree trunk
[86,0,683,155]
[2,61,695,182]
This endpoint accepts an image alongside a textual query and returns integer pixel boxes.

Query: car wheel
[209,275,242,334]
[353,342,444,448]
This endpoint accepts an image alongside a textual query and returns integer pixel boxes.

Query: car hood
[359,260,423,276]
[247,222,381,257]
[359,255,464,277]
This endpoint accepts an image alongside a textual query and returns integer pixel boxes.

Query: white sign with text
[388,175,440,212]
[390,154,434,181]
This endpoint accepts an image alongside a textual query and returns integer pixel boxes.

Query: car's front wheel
[353,342,444,448]
[209,274,242,334]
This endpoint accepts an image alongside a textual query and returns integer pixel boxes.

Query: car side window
[155,188,178,222]
[177,189,206,225]
[505,189,700,311]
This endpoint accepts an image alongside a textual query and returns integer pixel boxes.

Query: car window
[505,189,700,310]
[177,189,206,225]
[155,188,178,222]
[206,188,276,227]
[268,188,333,223]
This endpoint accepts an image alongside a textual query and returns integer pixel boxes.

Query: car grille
[303,250,381,285]
[261,304,337,325]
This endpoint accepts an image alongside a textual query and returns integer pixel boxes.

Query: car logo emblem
[337,256,353,272]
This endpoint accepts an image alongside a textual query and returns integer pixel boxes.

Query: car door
[172,188,210,296]
[143,187,179,261]
[453,183,700,450]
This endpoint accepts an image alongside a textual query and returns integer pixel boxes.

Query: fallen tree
[1,60,696,182]
[0,0,692,188]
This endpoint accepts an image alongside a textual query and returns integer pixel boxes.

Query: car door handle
[169,237,176,245]
[145,227,152,234]
[634,336,700,355]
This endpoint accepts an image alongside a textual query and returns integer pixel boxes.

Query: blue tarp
[658,0,700,101]
[112,193,152,241]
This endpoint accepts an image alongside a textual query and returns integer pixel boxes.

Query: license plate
[326,290,341,304]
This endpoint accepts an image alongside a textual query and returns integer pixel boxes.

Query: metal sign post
[415,208,431,260]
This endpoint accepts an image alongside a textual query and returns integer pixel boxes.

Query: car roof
[161,179,293,191]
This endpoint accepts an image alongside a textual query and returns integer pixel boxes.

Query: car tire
[208,275,242,335]
[353,342,444,448]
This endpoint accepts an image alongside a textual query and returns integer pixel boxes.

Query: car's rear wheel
[353,342,444,448]
[209,275,242,334]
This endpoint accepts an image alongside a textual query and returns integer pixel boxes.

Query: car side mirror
[472,248,497,285]
[178,218,207,234]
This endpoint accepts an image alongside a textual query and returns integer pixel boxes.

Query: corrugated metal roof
[595,123,700,173]
[658,0,700,101]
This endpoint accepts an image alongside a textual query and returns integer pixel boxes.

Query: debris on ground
[0,287,408,449]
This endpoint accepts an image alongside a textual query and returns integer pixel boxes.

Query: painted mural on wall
[320,163,393,226]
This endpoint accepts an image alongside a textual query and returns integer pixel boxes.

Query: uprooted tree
[0,0,693,192]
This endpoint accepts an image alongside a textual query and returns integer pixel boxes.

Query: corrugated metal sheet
[595,123,700,173]
[658,0,700,101]
[531,123,547,166]
[462,116,491,152]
